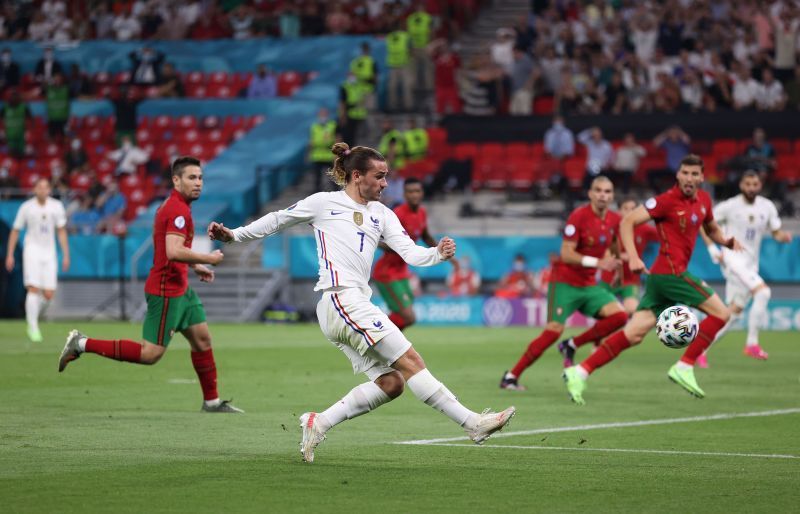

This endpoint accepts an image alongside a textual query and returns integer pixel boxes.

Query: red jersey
[600,222,659,286]
[553,204,621,287]
[645,186,713,275]
[372,203,428,282]
[144,189,194,297]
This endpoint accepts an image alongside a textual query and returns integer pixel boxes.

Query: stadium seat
[207,83,235,98]
[770,138,792,155]
[452,142,479,161]
[776,155,800,183]
[563,157,585,187]
[711,139,738,160]
[509,158,535,189]
[506,143,532,160]
[277,71,304,96]
[480,143,505,158]
[176,115,197,130]
[208,71,230,84]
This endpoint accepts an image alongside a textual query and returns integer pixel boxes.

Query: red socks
[680,315,726,365]
[572,311,628,348]
[85,338,142,363]
[191,348,219,401]
[510,329,561,377]
[389,312,407,331]
[580,330,632,374]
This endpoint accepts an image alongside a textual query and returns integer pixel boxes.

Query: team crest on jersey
[691,213,698,224]
[599,235,607,244]
[174,216,186,229]
[749,215,755,223]
[353,212,363,225]
[645,198,656,210]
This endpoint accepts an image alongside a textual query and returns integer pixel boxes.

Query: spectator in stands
[229,5,254,39]
[189,5,231,39]
[460,54,503,116]
[543,115,574,160]
[732,65,760,110]
[246,64,277,99]
[107,135,150,176]
[378,119,407,172]
[756,68,786,111]
[0,48,20,93]
[772,14,798,82]
[494,253,535,299]
[651,125,690,191]
[350,42,378,109]
[509,46,538,116]
[66,63,92,99]
[577,127,613,190]
[157,63,184,98]
[407,3,434,94]
[611,133,646,195]
[447,257,481,297]
[679,70,704,112]
[300,2,325,36]
[386,22,414,112]
[68,195,100,235]
[112,85,139,142]
[279,6,301,38]
[112,9,141,41]
[0,90,31,157]
[139,2,164,39]
[325,3,351,35]
[630,15,658,63]
[602,71,627,114]
[90,3,115,39]
[65,137,88,173]
[34,46,63,86]
[27,10,50,41]
[490,28,515,74]
[96,182,127,233]
[338,71,368,145]
[404,118,429,163]
[0,164,17,194]
[513,15,535,53]
[45,72,69,141]
[307,107,337,192]
[743,127,776,176]
[786,64,800,110]
[130,46,165,85]
[432,39,461,115]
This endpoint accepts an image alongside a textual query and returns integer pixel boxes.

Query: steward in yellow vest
[386,30,411,68]
[407,10,432,49]
[378,120,407,170]
[349,42,377,93]
[404,121,429,162]
[309,109,337,164]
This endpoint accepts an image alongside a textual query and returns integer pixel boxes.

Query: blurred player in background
[701,171,792,362]
[372,177,437,331]
[500,176,628,390]
[58,156,243,413]
[209,143,514,463]
[562,155,741,404]
[5,178,70,342]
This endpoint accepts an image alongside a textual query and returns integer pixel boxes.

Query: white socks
[575,365,589,379]
[204,398,221,407]
[747,288,770,346]
[406,368,476,429]
[25,292,40,332]
[77,337,88,352]
[318,381,391,432]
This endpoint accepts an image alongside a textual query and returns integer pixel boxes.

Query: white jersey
[12,197,67,259]
[231,191,443,291]
[714,194,781,267]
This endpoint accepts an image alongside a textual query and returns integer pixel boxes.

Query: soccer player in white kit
[208,143,515,463]
[5,178,70,342]
[702,171,791,361]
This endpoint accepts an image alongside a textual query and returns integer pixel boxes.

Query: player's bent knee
[140,343,165,365]
[43,291,54,300]
[393,347,426,376]
[545,321,564,334]
[375,371,405,399]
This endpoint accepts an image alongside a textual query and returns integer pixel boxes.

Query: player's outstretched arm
[699,226,722,264]
[703,219,740,251]
[383,208,449,267]
[620,206,651,273]
[212,196,319,244]
[207,222,235,242]
[166,234,224,265]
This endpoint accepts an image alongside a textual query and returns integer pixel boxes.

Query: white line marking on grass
[395,407,800,445]
[167,378,198,384]
[418,443,799,460]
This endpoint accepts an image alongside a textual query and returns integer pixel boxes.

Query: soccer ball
[656,305,699,349]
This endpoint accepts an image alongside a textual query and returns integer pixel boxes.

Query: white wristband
[581,256,599,268]
[706,243,721,259]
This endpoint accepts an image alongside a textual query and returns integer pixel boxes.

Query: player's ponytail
[328,142,385,187]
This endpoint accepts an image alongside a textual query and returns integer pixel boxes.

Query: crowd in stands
[453,0,800,116]
[0,0,481,42]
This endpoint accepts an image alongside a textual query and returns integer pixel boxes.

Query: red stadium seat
[201,115,221,130]
[176,115,197,130]
[426,127,450,160]
[770,138,792,155]
[184,71,204,85]
[113,71,131,84]
[136,128,153,145]
[277,71,304,96]
[776,155,800,183]
[480,143,505,158]
[178,129,200,144]
[93,72,111,85]
[452,142,479,161]
[69,171,93,193]
[208,71,230,84]
[508,158,535,189]
[207,83,235,98]
[186,84,207,98]
[563,157,585,187]
[533,96,555,115]
[506,143,532,160]
[533,157,562,183]
[711,139,738,160]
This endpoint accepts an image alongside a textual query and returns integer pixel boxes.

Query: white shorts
[23,252,57,291]
[316,286,410,380]
[722,255,764,308]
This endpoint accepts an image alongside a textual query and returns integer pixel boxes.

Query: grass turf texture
[1,321,798,513]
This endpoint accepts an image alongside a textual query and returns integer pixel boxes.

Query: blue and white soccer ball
[656,305,699,349]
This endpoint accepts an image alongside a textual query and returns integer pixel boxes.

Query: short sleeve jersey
[600,222,659,286]
[144,189,194,297]
[12,197,67,258]
[645,186,713,275]
[553,204,621,287]
[713,194,781,266]
[372,203,428,282]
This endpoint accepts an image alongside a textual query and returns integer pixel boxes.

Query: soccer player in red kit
[58,156,243,413]
[500,176,629,390]
[562,155,741,404]
[372,178,437,330]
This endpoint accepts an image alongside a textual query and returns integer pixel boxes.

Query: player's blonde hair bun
[326,143,385,188]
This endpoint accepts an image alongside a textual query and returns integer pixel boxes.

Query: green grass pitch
[1,321,798,513]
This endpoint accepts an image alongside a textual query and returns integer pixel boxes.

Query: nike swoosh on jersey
[330,211,345,215]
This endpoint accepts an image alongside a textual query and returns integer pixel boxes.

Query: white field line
[394,407,800,445]
[416,443,799,460]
